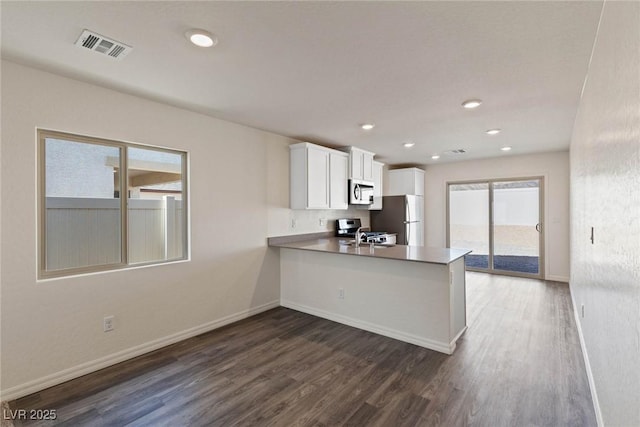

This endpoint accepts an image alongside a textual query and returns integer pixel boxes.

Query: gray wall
[569,2,640,425]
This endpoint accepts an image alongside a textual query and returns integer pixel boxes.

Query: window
[38,130,188,278]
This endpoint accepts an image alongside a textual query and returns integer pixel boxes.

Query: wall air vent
[445,149,467,155]
[74,29,132,60]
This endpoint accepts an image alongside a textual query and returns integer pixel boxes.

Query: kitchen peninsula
[268,234,471,354]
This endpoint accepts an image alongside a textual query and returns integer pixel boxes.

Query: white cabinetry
[306,145,330,208]
[329,151,349,209]
[386,167,425,196]
[290,143,348,210]
[362,151,374,182]
[347,147,375,182]
[369,161,384,210]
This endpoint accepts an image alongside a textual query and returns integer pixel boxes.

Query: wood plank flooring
[8,273,596,426]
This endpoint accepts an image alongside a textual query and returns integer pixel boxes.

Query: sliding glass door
[449,183,490,269]
[448,178,544,279]
[492,180,542,275]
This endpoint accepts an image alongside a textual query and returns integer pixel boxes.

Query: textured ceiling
[1,1,603,165]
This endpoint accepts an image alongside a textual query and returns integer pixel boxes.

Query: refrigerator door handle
[405,197,411,223]
[405,222,410,245]
[405,197,411,245]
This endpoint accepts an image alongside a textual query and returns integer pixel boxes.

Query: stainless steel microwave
[349,179,374,205]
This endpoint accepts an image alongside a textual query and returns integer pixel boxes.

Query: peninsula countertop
[268,234,471,265]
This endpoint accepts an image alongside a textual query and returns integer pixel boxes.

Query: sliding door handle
[535,223,541,232]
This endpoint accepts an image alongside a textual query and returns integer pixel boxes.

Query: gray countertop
[269,236,471,265]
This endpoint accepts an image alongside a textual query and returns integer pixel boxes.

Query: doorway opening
[447,177,544,279]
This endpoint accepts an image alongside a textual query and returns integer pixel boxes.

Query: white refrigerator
[370,195,424,246]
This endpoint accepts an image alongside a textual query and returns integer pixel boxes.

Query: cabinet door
[414,170,425,196]
[369,161,383,210]
[362,152,374,181]
[330,153,348,209]
[307,147,330,208]
[386,170,410,195]
[386,168,424,196]
[350,150,363,180]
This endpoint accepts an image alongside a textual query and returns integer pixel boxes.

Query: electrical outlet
[103,315,115,332]
[319,218,325,227]
[291,219,297,229]
[338,288,345,299]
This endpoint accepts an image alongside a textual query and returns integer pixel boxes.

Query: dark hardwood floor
[9,272,596,426]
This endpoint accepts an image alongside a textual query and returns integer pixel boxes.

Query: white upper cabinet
[369,161,384,210]
[386,167,425,196]
[329,151,349,209]
[346,147,376,182]
[290,142,348,210]
[306,145,330,208]
[362,151,374,181]
[350,149,363,181]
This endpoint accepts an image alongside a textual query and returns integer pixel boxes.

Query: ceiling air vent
[74,29,132,60]
[445,149,467,155]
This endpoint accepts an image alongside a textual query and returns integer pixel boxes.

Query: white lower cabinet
[290,142,348,210]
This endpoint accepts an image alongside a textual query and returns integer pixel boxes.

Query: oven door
[349,179,374,205]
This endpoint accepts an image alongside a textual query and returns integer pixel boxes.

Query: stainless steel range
[335,218,397,245]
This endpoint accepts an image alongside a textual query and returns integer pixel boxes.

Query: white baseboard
[547,274,570,283]
[281,299,454,355]
[0,300,279,402]
[448,326,468,353]
[570,291,603,427]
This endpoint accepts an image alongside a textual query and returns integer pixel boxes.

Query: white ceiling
[1,1,602,165]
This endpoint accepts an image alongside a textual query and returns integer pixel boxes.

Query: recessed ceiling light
[403,142,415,148]
[185,29,218,48]
[486,128,501,135]
[361,123,375,130]
[462,99,482,109]
[431,155,440,160]
[501,146,512,151]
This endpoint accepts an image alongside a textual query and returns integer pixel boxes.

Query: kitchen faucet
[355,226,369,248]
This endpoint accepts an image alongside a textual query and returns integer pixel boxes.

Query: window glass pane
[449,183,489,269]
[127,147,186,264]
[44,138,122,271]
[493,180,540,274]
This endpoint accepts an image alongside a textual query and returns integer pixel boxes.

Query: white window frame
[38,129,189,279]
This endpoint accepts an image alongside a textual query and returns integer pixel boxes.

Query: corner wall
[423,151,570,281]
[569,1,640,425]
